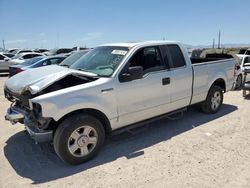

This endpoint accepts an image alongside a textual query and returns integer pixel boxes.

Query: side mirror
[119,66,143,82]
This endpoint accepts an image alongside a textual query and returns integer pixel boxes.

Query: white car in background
[12,49,34,55]
[8,52,44,65]
[235,54,250,88]
[0,53,13,72]
[7,48,20,53]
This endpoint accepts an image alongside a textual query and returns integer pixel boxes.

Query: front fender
[32,94,117,122]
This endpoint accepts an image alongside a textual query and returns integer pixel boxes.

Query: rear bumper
[5,106,53,143]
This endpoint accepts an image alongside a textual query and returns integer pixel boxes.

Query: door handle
[162,77,170,85]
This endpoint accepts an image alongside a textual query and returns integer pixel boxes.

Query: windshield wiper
[60,64,69,68]
[75,68,99,76]
[76,68,89,72]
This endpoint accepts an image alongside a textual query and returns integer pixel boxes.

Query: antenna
[218,30,221,49]
[2,40,5,50]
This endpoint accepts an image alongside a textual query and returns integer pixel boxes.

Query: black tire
[201,86,223,114]
[53,114,105,165]
[235,74,242,89]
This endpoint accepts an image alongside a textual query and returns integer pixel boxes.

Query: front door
[116,46,172,128]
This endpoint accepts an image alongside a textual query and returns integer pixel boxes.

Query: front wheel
[53,114,105,165]
[201,86,223,114]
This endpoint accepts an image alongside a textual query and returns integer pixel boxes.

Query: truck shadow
[4,104,237,184]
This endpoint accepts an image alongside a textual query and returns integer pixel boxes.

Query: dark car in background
[46,48,73,56]
[9,55,66,77]
[59,50,90,67]
[33,48,49,53]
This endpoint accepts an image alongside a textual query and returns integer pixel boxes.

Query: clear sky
[0,0,250,49]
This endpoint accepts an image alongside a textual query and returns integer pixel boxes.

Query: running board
[112,108,187,135]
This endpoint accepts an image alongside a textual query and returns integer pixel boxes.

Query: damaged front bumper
[5,106,53,143]
[5,107,25,124]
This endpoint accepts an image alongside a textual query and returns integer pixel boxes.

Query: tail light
[15,68,23,74]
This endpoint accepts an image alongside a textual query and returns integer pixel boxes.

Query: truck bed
[191,56,234,65]
[190,57,235,105]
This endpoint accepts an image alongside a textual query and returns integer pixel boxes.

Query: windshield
[245,50,250,55]
[3,53,15,58]
[71,46,129,77]
[20,56,44,65]
[13,54,23,59]
[60,50,89,67]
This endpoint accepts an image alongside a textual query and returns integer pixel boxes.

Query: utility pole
[2,40,5,50]
[213,39,215,48]
[218,30,221,49]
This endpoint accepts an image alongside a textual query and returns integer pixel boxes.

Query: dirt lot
[0,75,250,188]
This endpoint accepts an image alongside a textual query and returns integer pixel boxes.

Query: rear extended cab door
[160,44,193,111]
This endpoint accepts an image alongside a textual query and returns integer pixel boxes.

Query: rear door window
[168,45,186,68]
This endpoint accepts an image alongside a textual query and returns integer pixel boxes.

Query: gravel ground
[0,75,250,188]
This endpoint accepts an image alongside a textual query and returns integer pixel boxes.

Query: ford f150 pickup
[4,41,236,165]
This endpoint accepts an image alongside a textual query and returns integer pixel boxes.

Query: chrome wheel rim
[211,91,221,110]
[68,126,98,157]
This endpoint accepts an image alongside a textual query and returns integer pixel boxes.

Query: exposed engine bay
[4,73,98,132]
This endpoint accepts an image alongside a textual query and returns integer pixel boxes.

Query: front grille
[4,86,31,109]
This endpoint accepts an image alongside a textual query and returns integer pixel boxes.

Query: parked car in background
[0,52,15,59]
[9,55,66,77]
[59,50,90,67]
[7,48,20,53]
[12,49,34,55]
[33,48,49,53]
[234,54,250,89]
[46,48,73,56]
[0,53,13,72]
[10,52,44,64]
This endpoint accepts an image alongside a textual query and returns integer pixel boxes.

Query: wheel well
[53,109,112,134]
[212,78,226,92]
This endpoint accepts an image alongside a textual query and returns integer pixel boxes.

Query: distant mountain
[185,43,250,49]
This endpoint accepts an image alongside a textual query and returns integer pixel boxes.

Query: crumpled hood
[5,65,97,95]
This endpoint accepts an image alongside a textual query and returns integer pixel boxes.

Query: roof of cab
[98,40,178,48]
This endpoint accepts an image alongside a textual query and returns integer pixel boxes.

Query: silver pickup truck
[4,41,236,165]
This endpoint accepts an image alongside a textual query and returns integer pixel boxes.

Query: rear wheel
[53,114,105,165]
[201,86,223,114]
